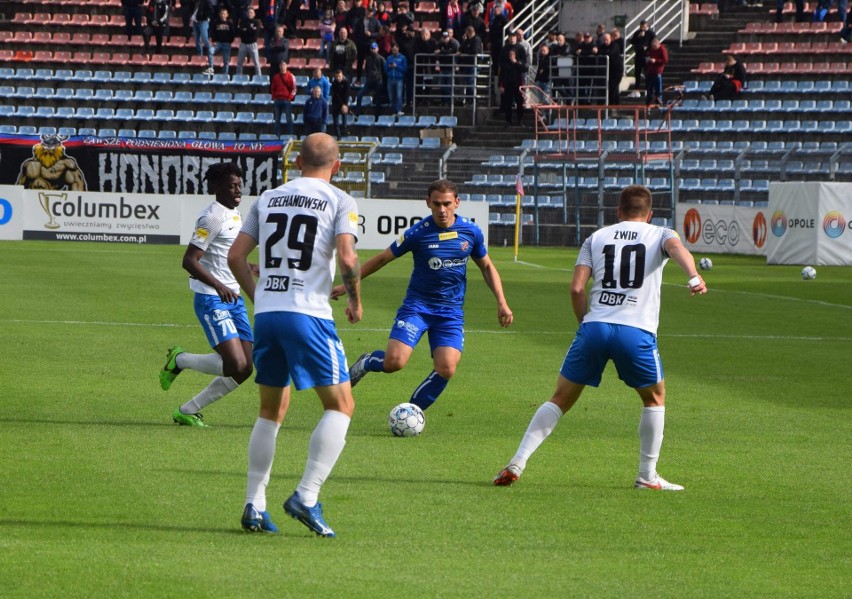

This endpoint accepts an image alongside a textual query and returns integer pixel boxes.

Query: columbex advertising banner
[0,186,489,250]
[677,203,769,256]
[766,182,852,266]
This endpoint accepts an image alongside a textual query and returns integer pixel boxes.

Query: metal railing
[623,0,687,83]
[411,53,493,124]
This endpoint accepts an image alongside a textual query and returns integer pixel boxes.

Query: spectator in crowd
[271,61,296,136]
[348,5,370,84]
[376,25,394,56]
[331,25,359,80]
[208,6,237,75]
[415,28,439,102]
[534,43,552,95]
[444,0,464,38]
[122,0,144,41]
[259,0,280,49]
[459,25,483,103]
[303,86,330,135]
[334,0,350,36]
[644,36,667,106]
[398,25,417,107]
[548,32,571,57]
[842,4,852,42]
[499,29,528,75]
[178,0,195,43]
[515,27,533,67]
[574,31,596,104]
[355,42,386,116]
[308,67,332,102]
[775,0,806,22]
[376,2,392,28]
[462,3,487,41]
[319,9,336,65]
[594,23,606,47]
[266,24,290,77]
[395,1,416,32]
[628,20,655,97]
[330,69,352,137]
[485,0,513,28]
[488,2,510,68]
[597,32,623,105]
[236,6,263,77]
[709,54,747,101]
[436,30,461,104]
[385,42,408,115]
[142,0,171,57]
[499,49,525,125]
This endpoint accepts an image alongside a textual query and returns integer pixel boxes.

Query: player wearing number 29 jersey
[577,220,680,336]
[228,134,362,538]
[242,176,359,320]
[494,185,706,493]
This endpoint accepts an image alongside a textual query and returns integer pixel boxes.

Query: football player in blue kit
[334,178,513,411]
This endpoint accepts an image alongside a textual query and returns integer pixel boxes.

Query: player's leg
[494,323,606,486]
[242,312,292,533]
[407,345,460,411]
[282,315,353,537]
[349,308,425,386]
[406,313,464,410]
[171,296,253,426]
[610,325,682,491]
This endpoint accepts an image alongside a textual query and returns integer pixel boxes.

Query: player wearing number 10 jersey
[494,185,707,491]
[228,133,362,537]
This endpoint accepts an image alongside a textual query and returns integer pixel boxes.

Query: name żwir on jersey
[266,194,329,211]
[48,195,160,220]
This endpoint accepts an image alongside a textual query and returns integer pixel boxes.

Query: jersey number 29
[264,214,318,271]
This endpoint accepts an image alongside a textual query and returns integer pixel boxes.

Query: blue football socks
[409,370,449,411]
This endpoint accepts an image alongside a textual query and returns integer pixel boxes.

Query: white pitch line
[512,260,852,311]
[2,319,848,342]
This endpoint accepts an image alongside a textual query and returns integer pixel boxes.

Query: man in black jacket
[208,6,237,75]
[628,20,655,97]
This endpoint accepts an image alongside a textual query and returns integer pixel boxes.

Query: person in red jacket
[644,36,667,106]
[271,61,296,136]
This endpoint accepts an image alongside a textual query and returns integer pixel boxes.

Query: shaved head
[297,133,340,179]
[300,133,339,169]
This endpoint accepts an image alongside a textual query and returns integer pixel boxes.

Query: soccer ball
[699,257,713,271]
[801,266,817,280]
[388,403,425,437]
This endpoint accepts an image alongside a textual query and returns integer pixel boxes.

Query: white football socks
[175,352,224,376]
[296,410,351,507]
[638,406,665,480]
[510,401,563,471]
[245,417,282,512]
[179,376,239,414]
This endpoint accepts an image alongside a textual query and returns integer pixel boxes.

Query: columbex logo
[822,211,847,239]
[770,210,815,237]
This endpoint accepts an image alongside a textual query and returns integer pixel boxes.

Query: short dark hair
[204,162,243,193]
[619,185,652,218]
[427,179,458,199]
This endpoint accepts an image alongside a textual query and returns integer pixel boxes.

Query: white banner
[20,188,183,244]
[677,202,769,256]
[0,185,23,241]
[767,182,852,265]
[1,185,489,250]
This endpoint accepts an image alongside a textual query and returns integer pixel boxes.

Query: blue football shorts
[559,321,663,389]
[253,312,349,390]
[388,303,465,353]
[193,293,253,349]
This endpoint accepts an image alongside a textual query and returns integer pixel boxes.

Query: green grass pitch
[0,241,850,597]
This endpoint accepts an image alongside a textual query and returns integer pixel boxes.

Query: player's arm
[336,232,362,324]
[570,264,592,324]
[473,254,513,327]
[330,246,396,299]
[664,237,707,296]
[227,231,259,303]
[182,243,240,303]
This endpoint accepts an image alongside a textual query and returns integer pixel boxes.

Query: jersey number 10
[602,244,646,289]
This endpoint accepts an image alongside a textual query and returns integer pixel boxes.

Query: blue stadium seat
[78,127,97,136]
[219,132,237,141]
[97,128,117,137]
[57,126,76,136]
[154,90,174,103]
[37,126,57,136]
[17,126,38,135]
[158,130,177,139]
[138,129,157,138]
